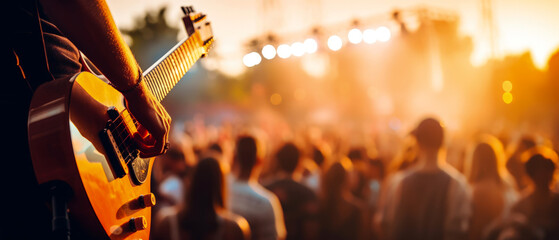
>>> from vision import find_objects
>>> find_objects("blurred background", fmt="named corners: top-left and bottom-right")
top-left (102, 2), bottom-right (559, 239)
top-left (105, 0), bottom-right (559, 158)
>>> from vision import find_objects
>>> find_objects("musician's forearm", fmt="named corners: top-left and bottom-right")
top-left (40, 0), bottom-right (140, 90)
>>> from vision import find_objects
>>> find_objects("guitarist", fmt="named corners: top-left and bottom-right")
top-left (2, 0), bottom-right (171, 239)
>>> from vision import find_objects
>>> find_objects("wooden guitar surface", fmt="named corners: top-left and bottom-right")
top-left (29, 72), bottom-right (153, 239)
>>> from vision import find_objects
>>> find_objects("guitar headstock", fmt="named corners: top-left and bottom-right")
top-left (182, 6), bottom-right (214, 57)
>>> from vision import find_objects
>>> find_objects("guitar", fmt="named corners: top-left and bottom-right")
top-left (27, 6), bottom-right (212, 240)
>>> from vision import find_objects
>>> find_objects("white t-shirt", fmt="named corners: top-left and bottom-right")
top-left (229, 178), bottom-right (286, 240)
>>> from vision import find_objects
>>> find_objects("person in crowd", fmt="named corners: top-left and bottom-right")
top-left (318, 158), bottom-right (367, 240)
top-left (387, 135), bottom-right (419, 175)
top-left (151, 145), bottom-right (193, 234)
top-left (510, 149), bottom-right (559, 240)
top-left (368, 158), bottom-right (385, 210)
top-left (506, 135), bottom-right (537, 191)
top-left (229, 136), bottom-right (287, 240)
top-left (153, 147), bottom-right (191, 207)
top-left (466, 135), bottom-right (518, 240)
top-left (301, 144), bottom-right (328, 193)
top-left (347, 147), bottom-right (371, 204)
top-left (377, 117), bottom-right (471, 240)
top-left (265, 143), bottom-right (319, 240)
top-left (152, 156), bottom-right (250, 240)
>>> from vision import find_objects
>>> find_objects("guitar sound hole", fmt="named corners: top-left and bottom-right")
top-left (130, 158), bottom-right (150, 185)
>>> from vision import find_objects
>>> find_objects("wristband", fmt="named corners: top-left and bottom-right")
top-left (118, 67), bottom-right (143, 94)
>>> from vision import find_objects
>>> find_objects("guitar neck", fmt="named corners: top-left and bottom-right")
top-left (142, 31), bottom-right (206, 102)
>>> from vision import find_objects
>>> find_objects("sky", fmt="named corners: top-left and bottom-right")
top-left (106, 0), bottom-right (559, 76)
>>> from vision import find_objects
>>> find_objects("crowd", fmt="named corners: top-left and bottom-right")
top-left (149, 116), bottom-right (559, 240)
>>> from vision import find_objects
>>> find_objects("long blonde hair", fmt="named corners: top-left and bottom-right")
top-left (466, 134), bottom-right (509, 185)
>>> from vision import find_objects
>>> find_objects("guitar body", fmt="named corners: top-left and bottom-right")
top-left (28, 71), bottom-right (153, 240)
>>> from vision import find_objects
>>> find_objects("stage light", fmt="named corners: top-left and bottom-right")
top-left (328, 35), bottom-right (343, 51)
top-left (277, 44), bottom-right (292, 59)
top-left (502, 80), bottom-right (513, 92)
top-left (348, 28), bottom-right (362, 44)
top-left (503, 92), bottom-right (513, 104)
top-left (363, 29), bottom-right (376, 44)
top-left (377, 26), bottom-right (391, 42)
top-left (304, 38), bottom-right (318, 54)
top-left (262, 44), bottom-right (276, 60)
top-left (242, 52), bottom-right (262, 67)
top-left (291, 42), bottom-right (305, 57)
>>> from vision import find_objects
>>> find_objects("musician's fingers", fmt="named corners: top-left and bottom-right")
top-left (135, 125), bottom-right (150, 138)
top-left (134, 133), bottom-right (166, 158)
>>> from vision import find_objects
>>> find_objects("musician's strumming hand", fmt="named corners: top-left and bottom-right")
top-left (122, 79), bottom-right (171, 158)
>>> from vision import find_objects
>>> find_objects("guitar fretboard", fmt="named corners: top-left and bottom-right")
top-left (142, 31), bottom-right (206, 102)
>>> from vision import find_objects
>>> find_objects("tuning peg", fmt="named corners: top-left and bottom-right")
top-left (181, 6), bottom-right (195, 15)
top-left (182, 6), bottom-right (194, 14)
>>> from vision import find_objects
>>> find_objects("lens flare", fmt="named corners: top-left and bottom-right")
top-left (377, 26), bottom-right (391, 42)
top-left (262, 44), bottom-right (276, 60)
top-left (243, 52), bottom-right (262, 67)
top-left (277, 44), bottom-right (292, 59)
top-left (291, 42), bottom-right (306, 57)
top-left (328, 35), bottom-right (343, 51)
top-left (502, 80), bottom-right (513, 92)
top-left (503, 92), bottom-right (513, 104)
top-left (348, 28), bottom-right (363, 44)
top-left (304, 38), bottom-right (318, 54)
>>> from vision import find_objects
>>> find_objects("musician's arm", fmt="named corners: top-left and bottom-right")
top-left (39, 0), bottom-right (171, 157)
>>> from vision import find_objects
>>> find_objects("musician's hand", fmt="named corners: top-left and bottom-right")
top-left (122, 81), bottom-right (171, 158)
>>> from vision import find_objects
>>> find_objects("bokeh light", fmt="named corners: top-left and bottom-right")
top-left (277, 44), bottom-right (292, 59)
top-left (242, 52), bottom-right (262, 67)
top-left (502, 80), bottom-right (513, 92)
top-left (291, 42), bottom-right (306, 57)
top-left (262, 44), bottom-right (276, 60)
top-left (503, 92), bottom-right (513, 104)
top-left (270, 93), bottom-right (282, 105)
top-left (376, 26), bottom-right (391, 42)
top-left (304, 38), bottom-right (318, 54)
top-left (328, 35), bottom-right (343, 51)
top-left (363, 29), bottom-right (376, 44)
top-left (348, 28), bottom-right (363, 44)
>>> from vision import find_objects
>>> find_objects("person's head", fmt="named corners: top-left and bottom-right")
top-left (369, 158), bottom-right (385, 181)
top-left (186, 155), bottom-right (225, 213)
top-left (312, 145), bottom-right (325, 167)
top-left (524, 151), bottom-right (557, 190)
top-left (162, 147), bottom-right (189, 176)
top-left (322, 158), bottom-right (353, 201)
top-left (516, 135), bottom-right (537, 154)
top-left (412, 117), bottom-right (444, 152)
top-left (468, 135), bottom-right (506, 185)
top-left (348, 147), bottom-right (366, 162)
top-left (181, 155), bottom-right (225, 236)
top-left (208, 142), bottom-right (223, 155)
top-left (276, 142), bottom-right (300, 175)
top-left (234, 135), bottom-right (259, 179)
